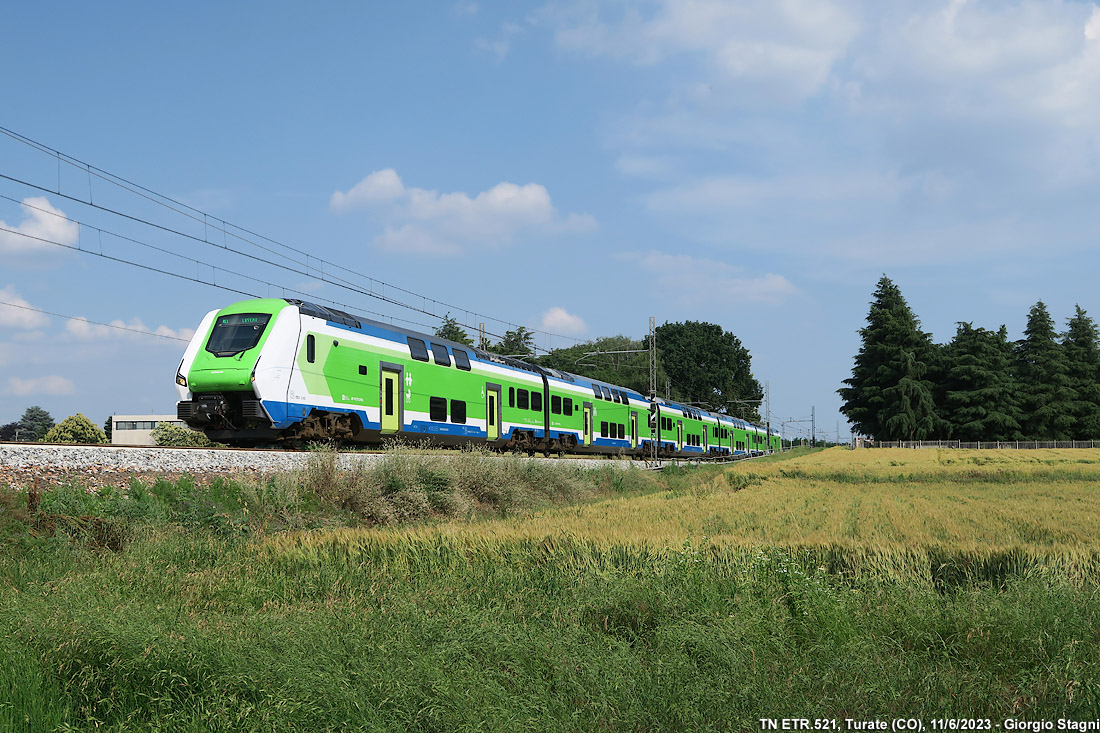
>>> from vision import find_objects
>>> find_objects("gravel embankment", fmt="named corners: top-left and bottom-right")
top-left (0, 443), bottom-right (644, 490)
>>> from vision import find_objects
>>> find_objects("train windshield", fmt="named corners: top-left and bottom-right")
top-left (205, 313), bottom-right (271, 356)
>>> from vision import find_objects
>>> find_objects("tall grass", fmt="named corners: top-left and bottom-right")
top-left (5, 446), bottom-right (1100, 728)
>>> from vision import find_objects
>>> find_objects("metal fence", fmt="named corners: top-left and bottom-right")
top-left (869, 440), bottom-right (1100, 450)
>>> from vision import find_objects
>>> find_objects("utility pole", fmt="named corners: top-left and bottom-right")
top-left (478, 322), bottom-right (486, 350)
top-left (648, 316), bottom-right (656, 401)
top-left (811, 405), bottom-right (816, 448)
top-left (765, 380), bottom-right (771, 452)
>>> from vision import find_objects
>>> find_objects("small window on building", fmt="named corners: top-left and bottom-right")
top-left (518, 389), bottom-right (529, 410)
top-left (453, 349), bottom-right (471, 371)
top-left (408, 337), bottom-right (429, 362)
top-left (592, 384), bottom-right (602, 399)
top-left (509, 387), bottom-right (515, 408)
top-left (359, 365), bottom-right (367, 376)
top-left (601, 421), bottom-right (608, 436)
top-left (430, 396), bottom-right (447, 422)
top-left (531, 391), bottom-right (542, 412)
top-left (451, 400), bottom-right (466, 424)
top-left (564, 398), bottom-right (573, 416)
top-left (306, 334), bottom-right (315, 363)
top-left (430, 343), bottom-right (451, 367)
top-left (551, 395), bottom-right (562, 415)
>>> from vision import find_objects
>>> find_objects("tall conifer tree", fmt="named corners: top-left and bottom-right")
top-left (1062, 305), bottom-right (1100, 439)
top-left (839, 276), bottom-right (938, 440)
top-left (939, 323), bottom-right (1022, 441)
top-left (1016, 301), bottom-right (1076, 440)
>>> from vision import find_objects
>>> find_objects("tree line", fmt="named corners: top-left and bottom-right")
top-left (840, 276), bottom-right (1100, 442)
top-left (1, 406), bottom-right (110, 444)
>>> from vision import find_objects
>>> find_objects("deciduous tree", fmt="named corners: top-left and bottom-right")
top-left (654, 320), bottom-right (762, 419)
top-left (434, 313), bottom-right (473, 346)
top-left (43, 413), bottom-right (108, 444)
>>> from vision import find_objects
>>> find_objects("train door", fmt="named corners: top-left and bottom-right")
top-left (703, 426), bottom-right (708, 452)
top-left (676, 420), bottom-right (683, 452)
top-left (630, 412), bottom-right (638, 450)
top-left (380, 365), bottom-right (402, 434)
top-left (583, 402), bottom-right (593, 446)
top-left (486, 384), bottom-right (501, 441)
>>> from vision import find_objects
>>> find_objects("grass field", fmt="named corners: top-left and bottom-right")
top-left (4, 446), bottom-right (1100, 729)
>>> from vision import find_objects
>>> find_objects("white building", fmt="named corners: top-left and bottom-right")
top-left (110, 414), bottom-right (187, 445)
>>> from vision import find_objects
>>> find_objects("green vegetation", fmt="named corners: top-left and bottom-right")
top-left (4, 447), bottom-right (1100, 728)
top-left (42, 413), bottom-right (108, 444)
top-left (841, 275), bottom-right (1100, 441)
top-left (839, 275), bottom-right (938, 441)
top-left (536, 320), bottom-right (763, 418)
top-left (150, 422), bottom-right (221, 448)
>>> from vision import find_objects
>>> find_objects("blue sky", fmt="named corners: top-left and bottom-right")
top-left (3, 0), bottom-right (1100, 441)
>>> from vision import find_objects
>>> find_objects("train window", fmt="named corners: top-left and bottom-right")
top-left (518, 389), bottom-right (529, 410)
top-left (206, 313), bottom-right (271, 356)
top-left (453, 349), bottom-right (471, 371)
top-left (592, 384), bottom-right (602, 399)
top-left (509, 387), bottom-right (515, 408)
top-left (531, 391), bottom-right (542, 412)
top-left (407, 337), bottom-right (429, 362)
top-left (600, 421), bottom-right (608, 436)
top-left (601, 386), bottom-right (612, 401)
top-left (451, 400), bottom-right (466, 424)
top-left (430, 343), bottom-right (451, 367)
top-left (551, 395), bottom-right (562, 415)
top-left (306, 334), bottom-right (315, 363)
top-left (429, 396), bottom-right (447, 422)
top-left (618, 423), bottom-right (625, 440)
top-left (358, 365), bottom-right (367, 376)
top-left (563, 398), bottom-right (573, 416)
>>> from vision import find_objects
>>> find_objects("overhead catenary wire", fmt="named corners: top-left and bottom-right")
top-left (0, 124), bottom-right (586, 347)
top-left (0, 223), bottom-right (550, 355)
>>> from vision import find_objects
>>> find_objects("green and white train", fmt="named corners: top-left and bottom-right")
top-left (175, 299), bottom-right (780, 457)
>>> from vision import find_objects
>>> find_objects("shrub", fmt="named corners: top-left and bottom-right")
top-left (42, 414), bottom-right (108, 444)
top-left (151, 423), bottom-right (219, 447)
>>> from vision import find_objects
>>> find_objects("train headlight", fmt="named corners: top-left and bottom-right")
top-left (176, 372), bottom-right (187, 387)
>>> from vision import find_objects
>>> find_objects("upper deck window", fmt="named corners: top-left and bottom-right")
top-left (453, 349), bottom-right (471, 371)
top-left (206, 313), bottom-right (271, 356)
top-left (408, 337), bottom-right (430, 362)
top-left (430, 343), bottom-right (451, 367)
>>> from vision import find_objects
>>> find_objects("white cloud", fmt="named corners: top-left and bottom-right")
top-left (331, 169), bottom-right (596, 254)
top-left (0, 286), bottom-right (49, 329)
top-left (645, 170), bottom-right (903, 212)
top-left (549, 0), bottom-right (860, 102)
top-left (540, 306), bottom-right (588, 335)
top-left (0, 197), bottom-right (79, 256)
top-left (635, 251), bottom-right (798, 305)
top-left (65, 317), bottom-right (195, 342)
top-left (475, 21), bottom-right (525, 61)
top-left (6, 375), bottom-right (75, 397)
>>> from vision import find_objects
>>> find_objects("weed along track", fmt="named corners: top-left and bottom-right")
top-left (4, 446), bottom-right (1100, 728)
